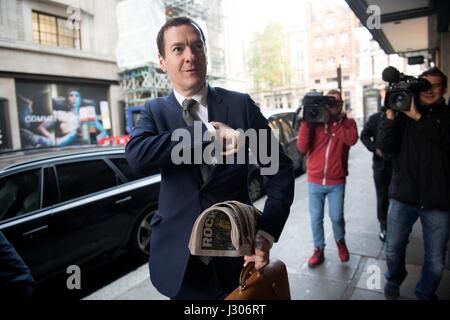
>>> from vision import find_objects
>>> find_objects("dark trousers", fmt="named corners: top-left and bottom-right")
top-left (385, 199), bottom-right (449, 299)
top-left (172, 256), bottom-right (242, 300)
top-left (373, 166), bottom-right (392, 229)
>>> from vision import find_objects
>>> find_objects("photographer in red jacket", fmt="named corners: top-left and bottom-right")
top-left (297, 89), bottom-right (358, 267)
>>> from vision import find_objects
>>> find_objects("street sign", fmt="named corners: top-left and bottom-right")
top-left (408, 55), bottom-right (424, 65)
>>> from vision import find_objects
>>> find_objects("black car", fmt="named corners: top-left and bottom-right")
top-left (247, 111), bottom-right (306, 201)
top-left (0, 146), bottom-right (160, 284)
top-left (267, 111), bottom-right (306, 173)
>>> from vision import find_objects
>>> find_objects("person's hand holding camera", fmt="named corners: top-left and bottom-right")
top-left (402, 98), bottom-right (422, 121)
top-left (386, 99), bottom-right (421, 122)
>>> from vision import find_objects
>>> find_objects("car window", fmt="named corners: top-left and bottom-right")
top-left (42, 167), bottom-right (59, 208)
top-left (268, 120), bottom-right (282, 143)
top-left (110, 157), bottom-right (155, 182)
top-left (0, 169), bottom-right (41, 221)
top-left (278, 119), bottom-right (295, 142)
top-left (56, 160), bottom-right (117, 202)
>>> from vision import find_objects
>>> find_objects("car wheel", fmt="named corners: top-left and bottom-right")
top-left (248, 173), bottom-right (264, 201)
top-left (130, 210), bottom-right (154, 259)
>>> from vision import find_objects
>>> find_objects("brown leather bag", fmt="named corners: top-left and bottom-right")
top-left (225, 259), bottom-right (291, 300)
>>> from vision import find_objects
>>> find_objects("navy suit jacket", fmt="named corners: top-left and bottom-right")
top-left (125, 86), bottom-right (295, 297)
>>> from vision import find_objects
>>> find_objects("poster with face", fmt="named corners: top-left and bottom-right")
top-left (16, 81), bottom-right (111, 148)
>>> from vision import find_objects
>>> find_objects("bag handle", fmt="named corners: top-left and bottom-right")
top-left (240, 261), bottom-right (271, 291)
top-left (239, 262), bottom-right (255, 291)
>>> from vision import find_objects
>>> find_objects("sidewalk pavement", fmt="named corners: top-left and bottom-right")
top-left (85, 141), bottom-right (450, 300)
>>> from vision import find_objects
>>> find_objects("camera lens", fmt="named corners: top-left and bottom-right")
top-left (309, 108), bottom-right (319, 118)
top-left (389, 92), bottom-right (409, 111)
top-left (393, 94), bottom-right (405, 108)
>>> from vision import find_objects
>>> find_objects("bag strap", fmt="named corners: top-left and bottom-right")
top-left (239, 262), bottom-right (255, 290)
top-left (239, 261), bottom-right (270, 291)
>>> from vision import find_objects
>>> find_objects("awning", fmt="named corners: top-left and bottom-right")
top-left (345, 0), bottom-right (449, 60)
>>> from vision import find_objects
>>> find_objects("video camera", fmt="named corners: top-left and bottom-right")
top-left (382, 66), bottom-right (431, 111)
top-left (302, 92), bottom-right (337, 123)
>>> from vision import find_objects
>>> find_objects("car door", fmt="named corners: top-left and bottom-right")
top-left (0, 167), bottom-right (57, 282)
top-left (51, 158), bottom-right (134, 272)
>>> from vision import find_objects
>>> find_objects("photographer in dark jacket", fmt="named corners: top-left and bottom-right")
top-left (377, 67), bottom-right (450, 300)
top-left (360, 110), bottom-right (392, 242)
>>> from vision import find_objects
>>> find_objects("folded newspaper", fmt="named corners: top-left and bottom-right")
top-left (188, 201), bottom-right (262, 257)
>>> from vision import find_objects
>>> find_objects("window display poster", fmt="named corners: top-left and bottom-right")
top-left (16, 81), bottom-right (111, 148)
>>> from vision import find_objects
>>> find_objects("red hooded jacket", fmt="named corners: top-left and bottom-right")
top-left (297, 115), bottom-right (358, 185)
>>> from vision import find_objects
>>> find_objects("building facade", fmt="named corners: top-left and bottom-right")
top-left (0, 0), bottom-right (122, 150)
top-left (306, 1), bottom-right (360, 117)
top-left (250, 25), bottom-right (310, 110)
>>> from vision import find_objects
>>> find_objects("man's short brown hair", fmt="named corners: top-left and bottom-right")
top-left (420, 67), bottom-right (448, 89)
top-left (156, 16), bottom-right (206, 58)
top-left (326, 89), bottom-right (343, 101)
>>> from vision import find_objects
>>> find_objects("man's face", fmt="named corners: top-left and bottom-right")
top-left (326, 93), bottom-right (343, 117)
top-left (419, 75), bottom-right (447, 106)
top-left (158, 24), bottom-right (207, 97)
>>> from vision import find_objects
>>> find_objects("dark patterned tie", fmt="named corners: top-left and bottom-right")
top-left (181, 98), bottom-right (210, 183)
top-left (182, 99), bottom-right (198, 126)
top-left (182, 98), bottom-right (213, 265)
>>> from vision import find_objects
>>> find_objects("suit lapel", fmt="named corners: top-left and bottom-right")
top-left (207, 86), bottom-right (227, 123)
top-left (167, 92), bottom-right (187, 129)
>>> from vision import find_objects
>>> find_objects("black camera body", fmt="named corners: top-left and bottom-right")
top-left (302, 93), bottom-right (337, 123)
top-left (383, 66), bottom-right (431, 112)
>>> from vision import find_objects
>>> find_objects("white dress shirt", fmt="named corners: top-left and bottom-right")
top-left (173, 85), bottom-right (216, 134)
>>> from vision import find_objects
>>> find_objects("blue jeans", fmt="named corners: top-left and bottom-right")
top-left (384, 199), bottom-right (450, 300)
top-left (308, 182), bottom-right (346, 249)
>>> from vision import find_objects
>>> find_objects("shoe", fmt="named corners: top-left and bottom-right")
top-left (336, 239), bottom-right (349, 262)
top-left (308, 248), bottom-right (325, 267)
top-left (384, 282), bottom-right (400, 300)
top-left (379, 229), bottom-right (386, 242)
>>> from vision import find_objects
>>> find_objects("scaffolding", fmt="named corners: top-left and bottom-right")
top-left (119, 0), bottom-right (225, 109)
top-left (119, 65), bottom-right (171, 107)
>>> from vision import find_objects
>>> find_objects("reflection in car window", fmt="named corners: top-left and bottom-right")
top-left (0, 169), bottom-right (41, 221)
top-left (278, 119), bottom-right (294, 142)
top-left (56, 160), bottom-right (117, 202)
top-left (268, 121), bottom-right (281, 143)
top-left (110, 157), bottom-right (152, 182)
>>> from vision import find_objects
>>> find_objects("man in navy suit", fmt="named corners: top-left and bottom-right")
top-left (125, 17), bottom-right (295, 300)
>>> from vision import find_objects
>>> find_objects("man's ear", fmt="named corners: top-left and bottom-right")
top-left (158, 53), bottom-right (166, 72)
